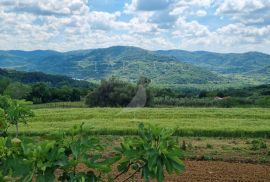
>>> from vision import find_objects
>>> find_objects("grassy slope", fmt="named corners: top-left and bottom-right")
top-left (10, 108), bottom-right (270, 138)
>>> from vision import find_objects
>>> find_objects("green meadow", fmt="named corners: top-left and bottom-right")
top-left (10, 107), bottom-right (270, 138)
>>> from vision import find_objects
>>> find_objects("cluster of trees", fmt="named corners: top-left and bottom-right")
top-left (0, 77), bottom-right (94, 104)
top-left (0, 81), bottom-right (84, 104)
top-left (85, 77), bottom-right (153, 107)
top-left (0, 68), bottom-right (96, 103)
top-left (152, 85), bottom-right (270, 107)
top-left (27, 83), bottom-right (82, 103)
top-left (2, 66), bottom-right (270, 108)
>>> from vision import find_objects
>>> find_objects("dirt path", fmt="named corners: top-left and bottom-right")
top-left (116, 161), bottom-right (270, 182)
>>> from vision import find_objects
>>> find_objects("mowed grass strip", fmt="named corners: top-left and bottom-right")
top-left (9, 108), bottom-right (270, 138)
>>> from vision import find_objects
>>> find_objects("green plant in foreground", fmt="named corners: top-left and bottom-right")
top-left (58, 123), bottom-right (121, 182)
top-left (0, 123), bottom-right (185, 182)
top-left (115, 123), bottom-right (185, 182)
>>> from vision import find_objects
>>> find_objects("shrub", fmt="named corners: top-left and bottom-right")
top-left (250, 139), bottom-right (267, 150)
top-left (115, 123), bottom-right (185, 182)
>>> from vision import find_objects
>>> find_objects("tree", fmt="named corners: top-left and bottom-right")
top-left (0, 96), bottom-right (33, 137)
top-left (85, 78), bottom-right (136, 107)
top-left (27, 83), bottom-right (51, 103)
top-left (3, 82), bottom-right (31, 100)
top-left (85, 77), bottom-right (153, 107)
top-left (0, 78), bottom-right (10, 94)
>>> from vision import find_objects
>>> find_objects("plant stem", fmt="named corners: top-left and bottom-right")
top-left (113, 163), bottom-right (131, 180)
top-left (16, 122), bottom-right (18, 137)
top-left (121, 164), bottom-right (145, 182)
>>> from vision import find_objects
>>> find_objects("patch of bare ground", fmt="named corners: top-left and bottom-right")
top-left (113, 160), bottom-right (270, 182)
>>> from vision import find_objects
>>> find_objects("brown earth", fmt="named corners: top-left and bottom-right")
top-left (113, 160), bottom-right (270, 182)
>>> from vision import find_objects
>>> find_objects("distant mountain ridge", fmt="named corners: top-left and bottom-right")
top-left (157, 50), bottom-right (270, 83)
top-left (0, 46), bottom-right (269, 84)
top-left (0, 46), bottom-right (222, 84)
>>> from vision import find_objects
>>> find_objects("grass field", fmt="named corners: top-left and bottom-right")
top-left (9, 107), bottom-right (270, 138)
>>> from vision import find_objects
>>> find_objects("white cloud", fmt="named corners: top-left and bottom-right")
top-left (125, 0), bottom-right (174, 12)
top-left (196, 10), bottom-right (207, 16)
top-left (216, 0), bottom-right (270, 26)
top-left (0, 0), bottom-right (269, 53)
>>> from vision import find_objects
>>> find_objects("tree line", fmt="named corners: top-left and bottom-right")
top-left (1, 72), bottom-right (270, 107)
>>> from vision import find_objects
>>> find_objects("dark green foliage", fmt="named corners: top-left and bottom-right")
top-left (85, 77), bottom-right (153, 107)
top-left (0, 77), bottom-right (10, 94)
top-left (153, 84), bottom-right (270, 108)
top-left (115, 123), bottom-right (185, 182)
top-left (216, 92), bottom-right (225, 98)
top-left (199, 91), bottom-right (208, 98)
top-left (0, 68), bottom-right (95, 102)
top-left (27, 83), bottom-right (82, 104)
top-left (3, 82), bottom-right (31, 100)
top-left (0, 68), bottom-right (94, 89)
top-left (250, 139), bottom-right (267, 150)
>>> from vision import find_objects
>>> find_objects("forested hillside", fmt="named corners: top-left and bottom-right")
top-left (157, 50), bottom-right (270, 83)
top-left (0, 68), bottom-right (95, 103)
top-left (0, 46), bottom-right (223, 84)
top-left (1, 46), bottom-right (270, 85)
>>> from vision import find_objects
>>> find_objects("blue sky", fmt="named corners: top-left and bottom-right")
top-left (0, 0), bottom-right (270, 53)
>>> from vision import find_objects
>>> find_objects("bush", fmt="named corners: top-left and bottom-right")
top-left (115, 123), bottom-right (185, 181)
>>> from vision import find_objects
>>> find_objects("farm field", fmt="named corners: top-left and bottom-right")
top-left (6, 106), bottom-right (270, 181)
top-left (10, 107), bottom-right (270, 138)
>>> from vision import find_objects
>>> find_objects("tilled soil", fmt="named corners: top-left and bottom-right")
top-left (175, 161), bottom-right (270, 182)
top-left (114, 160), bottom-right (270, 182)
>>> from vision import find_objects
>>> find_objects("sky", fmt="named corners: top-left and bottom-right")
top-left (0, 0), bottom-right (270, 53)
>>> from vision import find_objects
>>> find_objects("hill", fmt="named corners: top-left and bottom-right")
top-left (0, 68), bottom-right (94, 89)
top-left (156, 50), bottom-right (270, 83)
top-left (1, 46), bottom-right (270, 85)
top-left (0, 46), bottom-right (223, 84)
